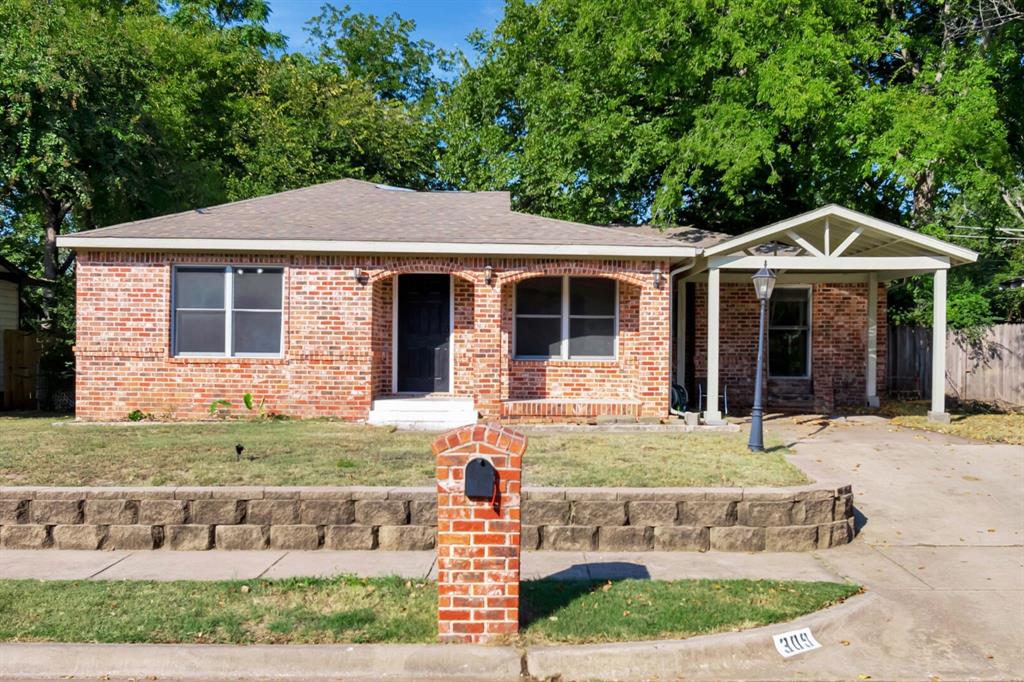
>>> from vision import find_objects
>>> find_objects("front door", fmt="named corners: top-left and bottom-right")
top-left (397, 274), bottom-right (451, 393)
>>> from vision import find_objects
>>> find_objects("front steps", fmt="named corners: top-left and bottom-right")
top-left (367, 396), bottom-right (478, 430)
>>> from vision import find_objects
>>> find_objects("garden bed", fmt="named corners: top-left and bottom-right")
top-left (0, 576), bottom-right (861, 645)
top-left (883, 400), bottom-right (1023, 444)
top-left (0, 416), bottom-right (806, 488)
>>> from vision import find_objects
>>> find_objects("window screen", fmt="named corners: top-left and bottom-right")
top-left (173, 266), bottom-right (283, 356)
top-left (514, 276), bottom-right (617, 359)
top-left (768, 288), bottom-right (810, 377)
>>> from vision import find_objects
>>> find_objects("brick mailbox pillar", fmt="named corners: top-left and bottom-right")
top-left (433, 423), bottom-right (525, 643)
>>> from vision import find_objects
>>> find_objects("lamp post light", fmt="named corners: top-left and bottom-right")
top-left (748, 262), bottom-right (777, 452)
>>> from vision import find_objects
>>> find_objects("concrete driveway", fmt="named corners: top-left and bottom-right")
top-left (779, 416), bottom-right (1024, 681)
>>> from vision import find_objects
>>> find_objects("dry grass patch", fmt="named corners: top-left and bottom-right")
top-left (884, 401), bottom-right (1024, 445)
top-left (0, 416), bottom-right (806, 487)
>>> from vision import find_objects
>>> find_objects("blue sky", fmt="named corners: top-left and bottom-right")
top-left (266, 0), bottom-right (504, 55)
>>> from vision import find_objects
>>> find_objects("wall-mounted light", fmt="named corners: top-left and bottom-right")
top-left (352, 266), bottom-right (364, 283)
top-left (652, 268), bottom-right (664, 289)
top-left (484, 265), bottom-right (494, 285)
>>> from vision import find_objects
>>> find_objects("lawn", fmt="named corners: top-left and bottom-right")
top-left (883, 401), bottom-right (1024, 445)
top-left (0, 416), bottom-right (807, 488)
top-left (0, 576), bottom-right (860, 645)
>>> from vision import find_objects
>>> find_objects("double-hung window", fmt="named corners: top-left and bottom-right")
top-left (172, 266), bottom-right (283, 357)
top-left (514, 276), bottom-right (617, 359)
top-left (768, 287), bottom-right (810, 377)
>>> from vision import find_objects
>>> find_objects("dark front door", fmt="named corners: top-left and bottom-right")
top-left (397, 274), bottom-right (450, 393)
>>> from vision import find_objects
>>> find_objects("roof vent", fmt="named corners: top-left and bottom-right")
top-left (374, 184), bottom-right (414, 192)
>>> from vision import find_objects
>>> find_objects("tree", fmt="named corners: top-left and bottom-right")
top-left (439, 0), bottom-right (1023, 327)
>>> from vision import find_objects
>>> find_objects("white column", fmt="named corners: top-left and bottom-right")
top-left (704, 267), bottom-right (723, 423)
top-left (928, 268), bottom-right (949, 422)
top-left (866, 272), bottom-right (879, 407)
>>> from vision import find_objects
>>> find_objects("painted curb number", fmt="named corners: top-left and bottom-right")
top-left (773, 627), bottom-right (822, 658)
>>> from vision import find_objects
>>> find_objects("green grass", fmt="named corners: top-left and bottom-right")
top-left (0, 577), bottom-right (860, 645)
top-left (0, 416), bottom-right (806, 488)
top-left (882, 400), bottom-right (1024, 445)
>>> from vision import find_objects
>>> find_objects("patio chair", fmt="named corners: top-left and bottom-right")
top-left (696, 377), bottom-right (729, 415)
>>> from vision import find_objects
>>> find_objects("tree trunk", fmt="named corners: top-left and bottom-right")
top-left (912, 167), bottom-right (936, 221)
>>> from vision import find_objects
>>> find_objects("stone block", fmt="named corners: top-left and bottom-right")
top-left (0, 487), bottom-right (38, 499)
top-left (522, 488), bottom-right (565, 500)
top-left (105, 525), bottom-right (155, 550)
top-left (835, 493), bottom-right (854, 520)
top-left (627, 501), bottom-right (678, 526)
top-left (325, 525), bottom-right (376, 550)
top-left (572, 501), bottom-right (626, 526)
top-left (53, 524), bottom-right (105, 550)
top-left (84, 499), bottom-right (137, 525)
top-left (792, 498), bottom-right (834, 525)
top-left (354, 500), bottom-right (407, 526)
top-left (541, 525), bottom-right (596, 551)
top-left (270, 525), bottom-right (320, 550)
top-left (680, 501), bottom-right (737, 527)
top-left (378, 525), bottom-right (435, 551)
top-left (138, 500), bottom-right (188, 525)
top-left (737, 501), bottom-right (794, 527)
top-left (653, 526), bottom-right (710, 552)
top-left (521, 525), bottom-right (540, 550)
top-left (710, 526), bottom-right (765, 552)
top-left (216, 525), bottom-right (268, 550)
top-left (598, 526), bottom-right (651, 551)
top-left (0, 499), bottom-right (29, 524)
top-left (819, 518), bottom-right (854, 548)
top-left (31, 499), bottom-right (82, 525)
top-left (192, 500), bottom-right (245, 525)
top-left (165, 524), bottom-right (213, 550)
top-left (766, 525), bottom-right (818, 552)
top-left (247, 499), bottom-right (300, 525)
top-left (523, 499), bottom-right (570, 526)
top-left (301, 500), bottom-right (355, 526)
top-left (409, 499), bottom-right (437, 525)
top-left (1, 524), bottom-right (49, 549)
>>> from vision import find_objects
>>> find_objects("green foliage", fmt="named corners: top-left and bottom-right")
top-left (208, 399), bottom-right (233, 417)
top-left (127, 409), bottom-right (154, 422)
top-left (439, 0), bottom-right (1024, 325)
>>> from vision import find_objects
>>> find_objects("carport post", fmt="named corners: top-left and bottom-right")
top-left (704, 266), bottom-right (723, 424)
top-left (866, 272), bottom-right (879, 408)
top-left (928, 268), bottom-right (949, 423)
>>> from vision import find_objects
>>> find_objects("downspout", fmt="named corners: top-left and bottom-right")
top-left (668, 258), bottom-right (697, 417)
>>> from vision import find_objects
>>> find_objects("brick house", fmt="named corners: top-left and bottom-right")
top-left (58, 179), bottom-right (976, 426)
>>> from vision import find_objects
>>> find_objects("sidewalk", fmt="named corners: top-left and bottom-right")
top-left (0, 548), bottom-right (843, 582)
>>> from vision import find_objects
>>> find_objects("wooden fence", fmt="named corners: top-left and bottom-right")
top-left (887, 324), bottom-right (1024, 408)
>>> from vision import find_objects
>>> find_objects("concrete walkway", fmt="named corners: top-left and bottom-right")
top-left (0, 548), bottom-right (842, 582)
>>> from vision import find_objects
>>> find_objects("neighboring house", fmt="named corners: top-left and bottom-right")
top-left (58, 179), bottom-right (977, 426)
top-left (0, 255), bottom-right (38, 409)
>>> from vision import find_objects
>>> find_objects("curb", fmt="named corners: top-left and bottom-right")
top-left (0, 642), bottom-right (523, 681)
top-left (526, 591), bottom-right (876, 681)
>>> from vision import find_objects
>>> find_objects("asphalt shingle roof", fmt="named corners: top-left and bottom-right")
top-left (76, 179), bottom-right (695, 250)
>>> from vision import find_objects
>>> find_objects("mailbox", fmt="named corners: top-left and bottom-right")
top-left (465, 457), bottom-right (498, 500)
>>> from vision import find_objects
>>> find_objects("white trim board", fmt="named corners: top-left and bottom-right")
top-left (56, 236), bottom-right (697, 260)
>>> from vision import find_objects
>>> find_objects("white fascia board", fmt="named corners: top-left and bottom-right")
top-left (708, 255), bottom-right (951, 271)
top-left (704, 205), bottom-right (978, 264)
top-left (54, 236), bottom-right (698, 259)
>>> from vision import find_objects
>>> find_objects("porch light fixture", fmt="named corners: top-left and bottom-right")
top-left (652, 268), bottom-right (664, 289)
top-left (748, 261), bottom-right (776, 452)
top-left (352, 266), bottom-right (364, 282)
top-left (484, 265), bottom-right (494, 285)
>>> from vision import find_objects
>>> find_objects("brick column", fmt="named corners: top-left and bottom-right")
top-left (473, 281), bottom-right (503, 417)
top-left (433, 423), bottom-right (525, 643)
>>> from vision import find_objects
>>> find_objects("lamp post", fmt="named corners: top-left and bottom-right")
top-left (748, 262), bottom-right (777, 452)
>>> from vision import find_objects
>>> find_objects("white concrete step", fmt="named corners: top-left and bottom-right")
top-left (367, 397), bottom-right (477, 431)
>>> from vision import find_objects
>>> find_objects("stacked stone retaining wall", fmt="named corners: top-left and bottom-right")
top-left (0, 485), bottom-right (854, 553)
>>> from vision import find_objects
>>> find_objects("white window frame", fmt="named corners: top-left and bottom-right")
top-left (767, 284), bottom-right (812, 379)
top-left (513, 275), bottom-right (618, 361)
top-left (171, 265), bottom-right (285, 358)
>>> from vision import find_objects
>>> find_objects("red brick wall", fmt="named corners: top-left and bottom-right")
top-left (692, 281), bottom-right (887, 412)
top-left (74, 252), bottom-right (671, 420)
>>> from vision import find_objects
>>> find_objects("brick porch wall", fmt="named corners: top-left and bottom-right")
top-left (74, 252), bottom-right (670, 421)
top-left (692, 281), bottom-right (887, 412)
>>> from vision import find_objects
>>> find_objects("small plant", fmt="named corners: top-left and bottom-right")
top-left (209, 399), bottom-right (232, 418)
top-left (126, 409), bottom-right (153, 422)
top-left (242, 392), bottom-right (271, 419)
